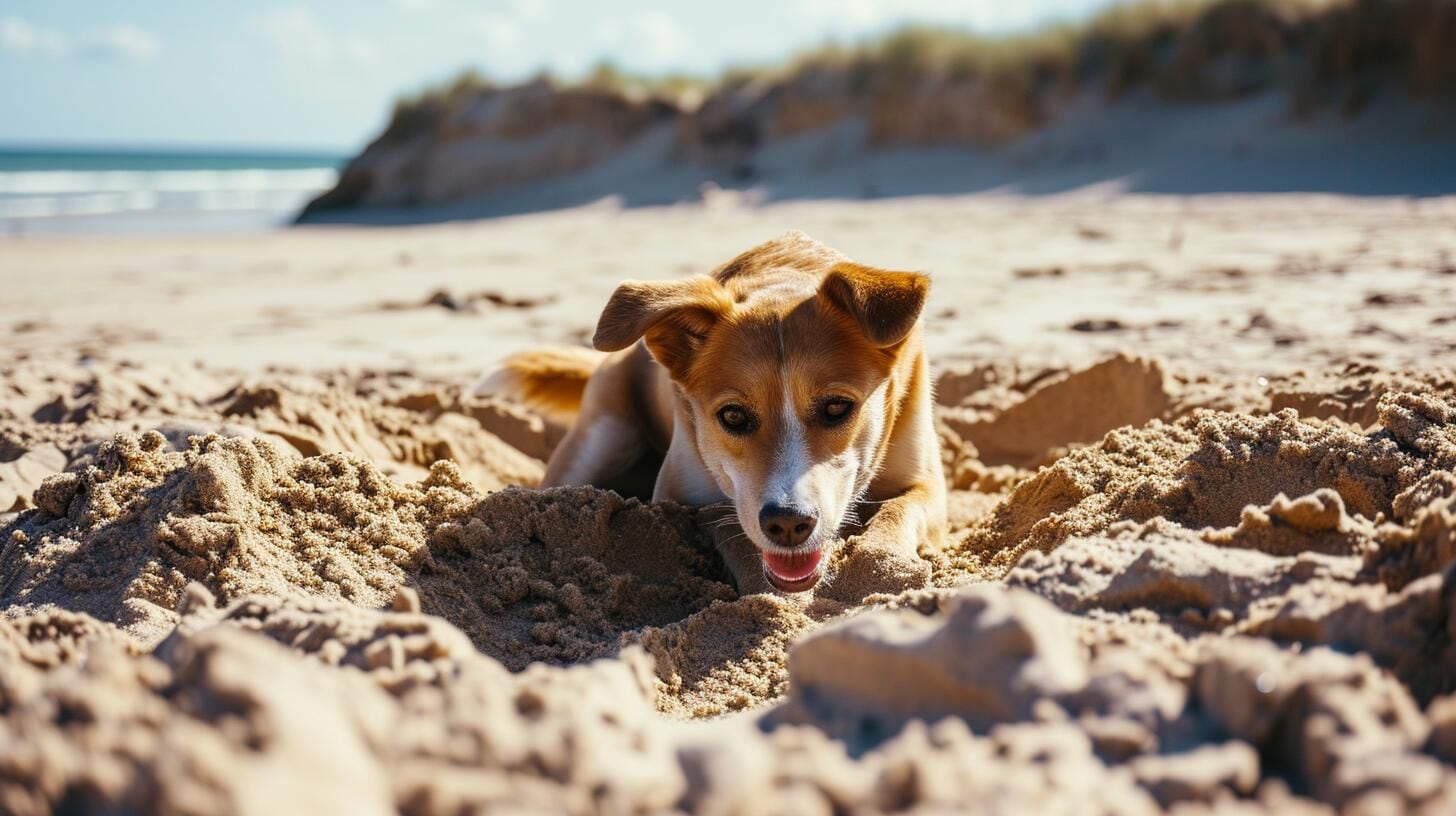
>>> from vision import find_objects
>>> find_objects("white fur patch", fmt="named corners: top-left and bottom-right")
top-left (769, 358), bottom-right (811, 508)
top-left (660, 407), bottom-right (728, 505)
top-left (871, 377), bottom-right (930, 492)
top-left (470, 366), bottom-right (519, 399)
top-left (853, 382), bottom-right (889, 495)
top-left (555, 415), bottom-right (638, 486)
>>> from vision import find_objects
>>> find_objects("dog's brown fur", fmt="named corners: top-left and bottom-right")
top-left (485, 232), bottom-right (945, 596)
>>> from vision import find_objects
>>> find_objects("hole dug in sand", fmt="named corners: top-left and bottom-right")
top-left (3, 358), bottom-right (1456, 812)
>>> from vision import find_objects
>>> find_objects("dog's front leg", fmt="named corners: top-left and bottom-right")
top-left (697, 505), bottom-right (773, 596)
top-left (823, 482), bottom-right (941, 601)
top-left (859, 480), bottom-right (947, 555)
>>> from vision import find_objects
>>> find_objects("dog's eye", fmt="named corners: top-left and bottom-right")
top-left (819, 398), bottom-right (855, 426)
top-left (717, 404), bottom-right (756, 435)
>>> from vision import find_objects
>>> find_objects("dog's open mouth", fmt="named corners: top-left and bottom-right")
top-left (761, 548), bottom-right (823, 593)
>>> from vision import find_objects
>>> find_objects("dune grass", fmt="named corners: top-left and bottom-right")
top-left (380, 0), bottom-right (1456, 146)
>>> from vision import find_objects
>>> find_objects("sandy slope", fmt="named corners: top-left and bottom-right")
top-left (3, 193), bottom-right (1456, 814)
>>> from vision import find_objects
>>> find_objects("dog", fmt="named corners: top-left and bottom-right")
top-left (482, 232), bottom-right (944, 595)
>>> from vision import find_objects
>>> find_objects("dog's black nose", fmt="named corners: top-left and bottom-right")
top-left (759, 503), bottom-right (818, 547)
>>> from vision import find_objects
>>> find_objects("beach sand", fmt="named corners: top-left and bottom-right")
top-left (3, 192), bottom-right (1456, 813)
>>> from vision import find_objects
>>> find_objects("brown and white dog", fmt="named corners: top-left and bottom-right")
top-left (483, 232), bottom-right (944, 595)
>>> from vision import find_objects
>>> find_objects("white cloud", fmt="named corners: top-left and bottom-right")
top-left (633, 11), bottom-right (689, 64)
top-left (794, 0), bottom-right (1086, 35)
top-left (394, 0), bottom-right (548, 17)
top-left (471, 13), bottom-right (523, 50)
top-left (258, 7), bottom-right (334, 63)
top-left (0, 17), bottom-right (159, 61)
top-left (596, 19), bottom-right (623, 47)
top-left (83, 24), bottom-right (160, 61)
top-left (257, 6), bottom-right (380, 66)
top-left (341, 34), bottom-right (382, 66)
top-left (511, 0), bottom-right (550, 20)
top-left (589, 12), bottom-right (689, 69)
top-left (0, 17), bottom-right (68, 55)
top-left (396, 0), bottom-right (547, 51)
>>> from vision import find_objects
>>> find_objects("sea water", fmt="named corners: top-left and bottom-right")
top-left (0, 146), bottom-right (344, 234)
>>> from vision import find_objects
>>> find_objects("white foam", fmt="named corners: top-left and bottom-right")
top-left (0, 197), bottom-right (62, 219)
top-left (0, 168), bottom-right (337, 195)
top-left (0, 167), bottom-right (337, 226)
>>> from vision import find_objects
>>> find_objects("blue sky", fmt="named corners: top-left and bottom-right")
top-left (0, 1), bottom-right (1118, 152)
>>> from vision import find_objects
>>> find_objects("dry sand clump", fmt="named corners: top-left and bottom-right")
top-left (1, 430), bottom-right (738, 679)
top-left (4, 353), bottom-right (1456, 813)
top-left (0, 359), bottom-right (549, 517)
top-left (943, 384), bottom-right (1456, 580)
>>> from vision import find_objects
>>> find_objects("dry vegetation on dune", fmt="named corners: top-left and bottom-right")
top-left (303, 0), bottom-right (1456, 216)
top-left (383, 0), bottom-right (1456, 147)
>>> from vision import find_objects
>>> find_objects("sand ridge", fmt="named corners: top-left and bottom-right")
top-left (3, 348), bottom-right (1456, 812)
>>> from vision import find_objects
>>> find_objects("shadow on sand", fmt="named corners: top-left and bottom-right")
top-left (296, 93), bottom-right (1456, 228)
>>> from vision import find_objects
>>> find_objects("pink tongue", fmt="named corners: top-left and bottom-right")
top-left (763, 549), bottom-right (822, 581)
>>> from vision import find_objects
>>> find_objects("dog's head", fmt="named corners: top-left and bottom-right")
top-left (593, 235), bottom-right (928, 592)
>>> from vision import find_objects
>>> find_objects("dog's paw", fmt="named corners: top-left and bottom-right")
top-left (820, 537), bottom-right (930, 602)
top-left (724, 560), bottom-right (775, 596)
top-left (705, 521), bottom-right (776, 596)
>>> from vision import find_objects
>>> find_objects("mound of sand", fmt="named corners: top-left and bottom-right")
top-left (4, 354), bottom-right (1456, 812)
top-left (0, 360), bottom-right (548, 516)
top-left (1, 431), bottom-right (738, 677)
top-left (939, 354), bottom-right (1177, 469)
top-left (944, 389), bottom-right (1456, 581)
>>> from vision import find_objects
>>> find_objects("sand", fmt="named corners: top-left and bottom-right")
top-left (4, 193), bottom-right (1456, 813)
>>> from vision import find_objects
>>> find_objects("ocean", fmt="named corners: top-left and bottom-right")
top-left (0, 147), bottom-right (345, 235)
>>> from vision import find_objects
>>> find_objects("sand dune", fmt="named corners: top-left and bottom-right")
top-left (3, 194), bottom-right (1456, 813)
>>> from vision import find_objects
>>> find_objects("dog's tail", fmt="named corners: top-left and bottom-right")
top-left (473, 346), bottom-right (605, 425)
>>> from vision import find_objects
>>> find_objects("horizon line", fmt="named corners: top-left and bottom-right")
top-left (0, 139), bottom-right (355, 158)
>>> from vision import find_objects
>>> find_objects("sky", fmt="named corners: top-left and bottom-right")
top-left (0, 0), bottom-right (1118, 153)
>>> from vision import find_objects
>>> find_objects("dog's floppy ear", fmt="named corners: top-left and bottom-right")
top-left (593, 276), bottom-right (733, 374)
top-left (818, 262), bottom-right (930, 347)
